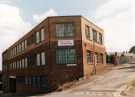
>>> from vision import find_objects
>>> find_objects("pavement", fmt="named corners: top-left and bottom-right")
top-left (33, 64), bottom-right (135, 97)
top-left (123, 87), bottom-right (135, 97)
top-left (1, 64), bottom-right (135, 97)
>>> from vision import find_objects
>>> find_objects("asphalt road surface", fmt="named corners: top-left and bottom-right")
top-left (35, 64), bottom-right (135, 97)
top-left (1, 64), bottom-right (135, 97)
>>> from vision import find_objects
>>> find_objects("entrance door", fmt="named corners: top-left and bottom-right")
top-left (9, 78), bottom-right (16, 93)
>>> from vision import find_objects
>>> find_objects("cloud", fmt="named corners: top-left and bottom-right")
top-left (0, 4), bottom-right (32, 70)
top-left (33, 8), bottom-right (57, 23)
top-left (0, 0), bottom-right (21, 4)
top-left (95, 0), bottom-right (135, 52)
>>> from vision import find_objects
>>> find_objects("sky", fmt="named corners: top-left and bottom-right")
top-left (0, 0), bottom-right (134, 70)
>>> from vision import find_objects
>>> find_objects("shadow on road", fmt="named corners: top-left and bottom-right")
top-left (118, 66), bottom-right (135, 70)
top-left (0, 92), bottom-right (51, 97)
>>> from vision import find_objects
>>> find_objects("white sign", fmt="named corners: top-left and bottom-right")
top-left (58, 40), bottom-right (74, 46)
top-left (67, 64), bottom-right (77, 66)
top-left (9, 76), bottom-right (16, 78)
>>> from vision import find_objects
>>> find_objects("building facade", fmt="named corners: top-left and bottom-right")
top-left (0, 71), bottom-right (2, 90)
top-left (2, 16), bottom-right (106, 93)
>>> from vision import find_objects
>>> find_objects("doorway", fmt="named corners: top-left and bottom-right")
top-left (9, 77), bottom-right (16, 93)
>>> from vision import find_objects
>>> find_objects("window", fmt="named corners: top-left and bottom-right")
top-left (25, 57), bottom-right (28, 68)
top-left (56, 48), bottom-right (76, 64)
top-left (19, 44), bottom-right (22, 52)
top-left (40, 76), bottom-right (48, 88)
top-left (14, 47), bottom-right (17, 56)
top-left (36, 77), bottom-right (41, 87)
top-left (19, 60), bottom-right (22, 69)
top-left (25, 77), bottom-right (29, 85)
top-left (16, 45), bottom-right (19, 53)
top-left (36, 52), bottom-right (46, 66)
top-left (92, 29), bottom-right (97, 42)
top-left (56, 24), bottom-right (64, 37)
top-left (12, 49), bottom-right (14, 57)
top-left (41, 52), bottom-right (45, 65)
top-left (85, 25), bottom-right (90, 40)
top-left (41, 29), bottom-right (45, 41)
top-left (25, 76), bottom-right (48, 88)
top-left (24, 40), bottom-right (27, 49)
top-left (12, 48), bottom-right (14, 57)
top-left (25, 77), bottom-right (31, 86)
top-left (22, 59), bottom-right (25, 68)
top-left (99, 33), bottom-right (103, 44)
top-left (36, 28), bottom-right (45, 43)
top-left (36, 53), bottom-right (40, 66)
top-left (9, 63), bottom-right (12, 69)
top-left (36, 32), bottom-right (40, 43)
top-left (86, 50), bottom-right (93, 64)
top-left (12, 62), bottom-right (14, 69)
top-left (56, 23), bottom-right (74, 37)
top-left (27, 34), bottom-right (35, 46)
top-left (17, 61), bottom-right (19, 69)
top-left (14, 62), bottom-right (16, 69)
top-left (10, 49), bottom-right (13, 58)
top-left (22, 41), bottom-right (25, 51)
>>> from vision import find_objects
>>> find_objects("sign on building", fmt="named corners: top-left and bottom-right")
top-left (58, 40), bottom-right (74, 46)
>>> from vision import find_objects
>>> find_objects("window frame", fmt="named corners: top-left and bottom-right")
top-left (36, 31), bottom-right (40, 43)
top-left (41, 52), bottom-right (45, 65)
top-left (56, 22), bottom-right (74, 38)
top-left (56, 48), bottom-right (76, 65)
top-left (36, 51), bottom-right (46, 66)
top-left (86, 50), bottom-right (93, 64)
top-left (41, 28), bottom-right (45, 41)
top-left (92, 29), bottom-right (97, 42)
top-left (85, 25), bottom-right (91, 40)
top-left (99, 33), bottom-right (103, 45)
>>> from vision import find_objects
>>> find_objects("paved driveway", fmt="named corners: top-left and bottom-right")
top-left (35, 64), bottom-right (135, 97)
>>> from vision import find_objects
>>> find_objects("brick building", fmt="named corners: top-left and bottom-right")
top-left (2, 16), bottom-right (106, 93)
top-left (0, 71), bottom-right (2, 90)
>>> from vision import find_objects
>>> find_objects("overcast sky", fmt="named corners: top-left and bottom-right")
top-left (0, 0), bottom-right (134, 70)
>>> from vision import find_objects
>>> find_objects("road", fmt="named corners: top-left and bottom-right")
top-left (35, 64), bottom-right (135, 97)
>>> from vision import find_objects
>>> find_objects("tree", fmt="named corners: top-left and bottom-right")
top-left (129, 46), bottom-right (135, 54)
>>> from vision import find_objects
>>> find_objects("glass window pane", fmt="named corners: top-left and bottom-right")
top-left (36, 54), bottom-right (40, 66)
top-left (36, 32), bottom-right (40, 43)
top-left (85, 25), bottom-right (90, 40)
top-left (99, 33), bottom-right (103, 44)
top-left (25, 58), bottom-right (28, 68)
top-left (56, 23), bottom-right (74, 37)
top-left (41, 29), bottom-right (45, 41)
top-left (24, 40), bottom-right (27, 48)
top-left (20, 60), bottom-right (22, 69)
top-left (68, 49), bottom-right (75, 64)
top-left (93, 29), bottom-right (97, 42)
top-left (22, 59), bottom-right (25, 68)
top-left (56, 48), bottom-right (75, 64)
top-left (22, 41), bottom-right (25, 51)
top-left (56, 24), bottom-right (64, 37)
top-left (41, 52), bottom-right (45, 65)
top-left (64, 24), bottom-right (74, 37)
